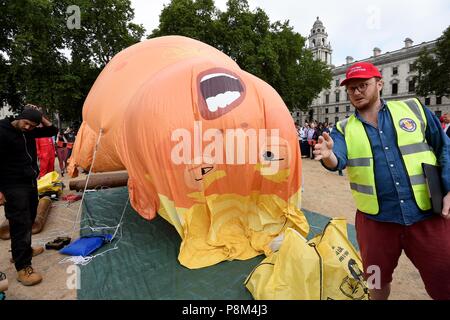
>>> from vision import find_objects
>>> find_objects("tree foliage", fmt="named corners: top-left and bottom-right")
top-left (152, 0), bottom-right (219, 45)
top-left (0, 0), bottom-right (144, 122)
top-left (149, 0), bottom-right (332, 111)
top-left (1, 0), bottom-right (332, 122)
top-left (415, 26), bottom-right (450, 97)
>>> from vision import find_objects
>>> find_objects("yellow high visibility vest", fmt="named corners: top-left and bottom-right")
top-left (336, 98), bottom-right (437, 215)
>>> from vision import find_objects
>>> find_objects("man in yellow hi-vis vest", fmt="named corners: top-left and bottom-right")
top-left (314, 62), bottom-right (450, 300)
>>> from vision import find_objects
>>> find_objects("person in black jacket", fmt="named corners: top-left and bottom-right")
top-left (0, 107), bottom-right (58, 286)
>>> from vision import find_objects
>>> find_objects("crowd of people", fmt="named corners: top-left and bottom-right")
top-left (35, 127), bottom-right (77, 178)
top-left (296, 120), bottom-right (343, 176)
top-left (35, 126), bottom-right (77, 178)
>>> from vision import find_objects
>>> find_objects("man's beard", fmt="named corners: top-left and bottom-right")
top-left (353, 93), bottom-right (379, 111)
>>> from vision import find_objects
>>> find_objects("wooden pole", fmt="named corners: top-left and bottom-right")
top-left (0, 219), bottom-right (9, 240)
top-left (32, 196), bottom-right (52, 235)
top-left (0, 196), bottom-right (53, 239)
top-left (69, 170), bottom-right (129, 191)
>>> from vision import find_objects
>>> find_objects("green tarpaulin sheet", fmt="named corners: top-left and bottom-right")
top-left (77, 187), bottom-right (358, 300)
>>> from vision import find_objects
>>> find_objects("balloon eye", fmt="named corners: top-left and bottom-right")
top-left (263, 151), bottom-right (274, 161)
top-left (201, 166), bottom-right (213, 176)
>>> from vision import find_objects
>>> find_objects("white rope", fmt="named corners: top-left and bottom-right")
top-left (111, 197), bottom-right (129, 240)
top-left (58, 196), bottom-right (129, 266)
top-left (59, 255), bottom-right (93, 266)
top-left (34, 225), bottom-right (114, 246)
top-left (32, 127), bottom-right (129, 266)
top-left (70, 128), bottom-right (104, 240)
top-left (33, 211), bottom-right (121, 246)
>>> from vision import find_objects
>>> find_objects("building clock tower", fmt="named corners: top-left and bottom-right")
top-left (308, 17), bottom-right (333, 66)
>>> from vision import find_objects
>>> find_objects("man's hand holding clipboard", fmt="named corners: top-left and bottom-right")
top-left (422, 163), bottom-right (450, 219)
top-left (443, 193), bottom-right (450, 219)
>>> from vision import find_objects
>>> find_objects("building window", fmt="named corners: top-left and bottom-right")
top-left (408, 79), bottom-right (416, 92)
top-left (392, 66), bottom-right (398, 75)
top-left (335, 92), bottom-right (340, 103)
top-left (392, 83), bottom-right (398, 95)
top-left (346, 93), bottom-right (349, 101)
top-left (346, 105), bottom-right (350, 112)
top-left (325, 94), bottom-right (329, 104)
top-left (335, 106), bottom-right (339, 113)
top-left (325, 117), bottom-right (329, 123)
top-left (425, 97), bottom-right (431, 105)
top-left (325, 108), bottom-right (329, 114)
top-left (436, 96), bottom-right (442, 105)
top-left (335, 116), bottom-right (339, 123)
top-left (335, 79), bottom-right (339, 87)
top-left (409, 63), bottom-right (416, 72)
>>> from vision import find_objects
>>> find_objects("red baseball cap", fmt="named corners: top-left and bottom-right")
top-left (340, 62), bottom-right (382, 86)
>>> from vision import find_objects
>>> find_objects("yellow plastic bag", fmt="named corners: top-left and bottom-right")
top-left (245, 218), bottom-right (369, 300)
top-left (37, 171), bottom-right (63, 196)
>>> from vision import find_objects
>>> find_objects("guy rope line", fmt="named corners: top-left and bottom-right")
top-left (57, 127), bottom-right (130, 265)
top-left (70, 128), bottom-right (104, 240)
top-left (57, 126), bottom-right (131, 265)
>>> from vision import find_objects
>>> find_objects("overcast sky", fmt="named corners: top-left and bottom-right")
top-left (130, 0), bottom-right (449, 66)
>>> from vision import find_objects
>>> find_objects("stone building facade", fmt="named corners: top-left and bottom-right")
top-left (292, 18), bottom-right (449, 125)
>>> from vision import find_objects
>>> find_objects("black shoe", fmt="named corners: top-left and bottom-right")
top-left (45, 237), bottom-right (71, 250)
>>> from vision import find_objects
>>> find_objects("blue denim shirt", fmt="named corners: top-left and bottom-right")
top-left (325, 99), bottom-right (450, 225)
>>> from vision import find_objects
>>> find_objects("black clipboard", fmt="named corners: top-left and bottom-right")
top-left (422, 163), bottom-right (443, 215)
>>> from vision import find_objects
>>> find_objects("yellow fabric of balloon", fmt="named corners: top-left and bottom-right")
top-left (245, 218), bottom-right (369, 300)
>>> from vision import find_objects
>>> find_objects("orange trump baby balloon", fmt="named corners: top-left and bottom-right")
top-left (69, 36), bottom-right (308, 268)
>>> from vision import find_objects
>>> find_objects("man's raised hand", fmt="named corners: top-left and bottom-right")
top-left (313, 132), bottom-right (334, 161)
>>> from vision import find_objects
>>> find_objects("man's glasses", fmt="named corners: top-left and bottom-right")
top-left (345, 81), bottom-right (373, 95)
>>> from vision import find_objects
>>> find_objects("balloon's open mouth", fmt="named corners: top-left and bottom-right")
top-left (198, 68), bottom-right (246, 120)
